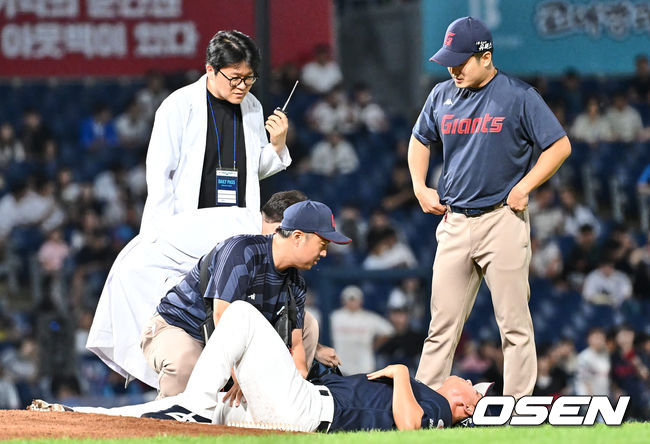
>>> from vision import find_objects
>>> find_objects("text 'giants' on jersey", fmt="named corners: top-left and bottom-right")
top-left (440, 113), bottom-right (505, 135)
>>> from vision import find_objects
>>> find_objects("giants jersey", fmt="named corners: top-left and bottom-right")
top-left (412, 71), bottom-right (566, 208)
top-left (321, 373), bottom-right (452, 431)
top-left (157, 235), bottom-right (306, 342)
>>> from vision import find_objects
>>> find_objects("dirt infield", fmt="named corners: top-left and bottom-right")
top-left (0, 410), bottom-right (286, 440)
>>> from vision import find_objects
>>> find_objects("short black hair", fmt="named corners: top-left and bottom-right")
top-left (261, 190), bottom-right (308, 223)
top-left (205, 30), bottom-right (261, 76)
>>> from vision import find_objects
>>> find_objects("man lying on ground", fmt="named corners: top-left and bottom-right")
top-left (30, 301), bottom-right (489, 432)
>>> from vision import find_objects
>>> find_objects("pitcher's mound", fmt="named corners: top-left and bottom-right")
top-left (1, 410), bottom-right (288, 440)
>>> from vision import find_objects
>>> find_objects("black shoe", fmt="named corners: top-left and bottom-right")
top-left (142, 405), bottom-right (211, 423)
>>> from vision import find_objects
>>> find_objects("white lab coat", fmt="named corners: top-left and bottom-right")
top-left (140, 74), bottom-right (291, 238)
top-left (86, 207), bottom-right (262, 389)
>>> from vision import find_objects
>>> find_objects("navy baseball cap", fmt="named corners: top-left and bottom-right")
top-left (279, 200), bottom-right (351, 244)
top-left (430, 16), bottom-right (493, 67)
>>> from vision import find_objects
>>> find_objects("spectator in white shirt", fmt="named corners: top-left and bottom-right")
top-left (582, 257), bottom-right (633, 308)
top-left (0, 122), bottom-right (26, 168)
top-left (605, 93), bottom-right (644, 143)
top-left (115, 98), bottom-right (151, 150)
top-left (574, 327), bottom-right (610, 397)
top-left (530, 233), bottom-right (563, 281)
top-left (300, 44), bottom-right (343, 95)
top-left (330, 285), bottom-right (394, 375)
top-left (528, 184), bottom-right (564, 243)
top-left (559, 186), bottom-right (601, 238)
top-left (0, 177), bottom-right (64, 243)
top-left (363, 226), bottom-right (417, 270)
top-left (309, 130), bottom-right (359, 176)
top-left (136, 70), bottom-right (169, 122)
top-left (570, 97), bottom-right (613, 145)
top-left (350, 83), bottom-right (388, 134)
top-left (307, 87), bottom-right (354, 135)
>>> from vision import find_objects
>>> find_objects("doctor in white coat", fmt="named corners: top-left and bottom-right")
top-left (87, 30), bottom-right (294, 388)
top-left (140, 29), bottom-right (291, 238)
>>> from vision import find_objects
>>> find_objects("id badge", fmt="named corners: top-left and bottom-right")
top-left (216, 168), bottom-right (238, 206)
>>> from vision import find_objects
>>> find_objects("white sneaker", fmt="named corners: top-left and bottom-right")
top-left (28, 399), bottom-right (71, 412)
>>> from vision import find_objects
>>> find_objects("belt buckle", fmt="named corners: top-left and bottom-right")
top-left (463, 208), bottom-right (483, 217)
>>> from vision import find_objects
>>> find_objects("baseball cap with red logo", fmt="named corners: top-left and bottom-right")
top-left (430, 16), bottom-right (493, 67)
top-left (279, 200), bottom-right (351, 244)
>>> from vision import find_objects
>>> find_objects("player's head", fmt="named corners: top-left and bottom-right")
top-left (275, 200), bottom-right (351, 270)
top-left (430, 17), bottom-right (494, 89)
top-left (205, 30), bottom-right (261, 104)
top-left (437, 376), bottom-right (489, 424)
top-left (261, 190), bottom-right (308, 234)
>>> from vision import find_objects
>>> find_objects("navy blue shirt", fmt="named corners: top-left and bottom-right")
top-left (157, 235), bottom-right (306, 342)
top-left (412, 71), bottom-right (566, 208)
top-left (321, 373), bottom-right (452, 431)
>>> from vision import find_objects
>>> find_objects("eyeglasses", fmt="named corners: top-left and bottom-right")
top-left (218, 69), bottom-right (258, 87)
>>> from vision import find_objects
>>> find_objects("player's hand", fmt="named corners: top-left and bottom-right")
top-left (223, 380), bottom-right (246, 407)
top-left (367, 364), bottom-right (408, 380)
top-left (507, 184), bottom-right (529, 212)
top-left (414, 186), bottom-right (446, 215)
top-left (315, 344), bottom-right (341, 367)
top-left (265, 109), bottom-right (289, 153)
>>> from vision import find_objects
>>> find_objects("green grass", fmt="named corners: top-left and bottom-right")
top-left (5, 423), bottom-right (650, 444)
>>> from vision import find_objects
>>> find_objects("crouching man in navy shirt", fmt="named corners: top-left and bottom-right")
top-left (30, 301), bottom-right (488, 432)
top-left (141, 199), bottom-right (350, 403)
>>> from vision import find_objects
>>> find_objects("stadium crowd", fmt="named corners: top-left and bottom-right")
top-left (0, 48), bottom-right (649, 420)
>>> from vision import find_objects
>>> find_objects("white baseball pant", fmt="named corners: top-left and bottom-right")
top-left (74, 301), bottom-right (334, 430)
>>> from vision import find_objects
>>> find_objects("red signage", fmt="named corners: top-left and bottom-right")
top-left (0, 0), bottom-right (332, 77)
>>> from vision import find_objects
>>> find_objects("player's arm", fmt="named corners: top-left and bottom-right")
top-left (367, 364), bottom-right (424, 430)
top-left (291, 281), bottom-right (309, 377)
top-left (407, 135), bottom-right (446, 215)
top-left (291, 329), bottom-right (309, 378)
top-left (508, 135), bottom-right (571, 211)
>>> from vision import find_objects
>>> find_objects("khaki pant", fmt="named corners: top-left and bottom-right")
top-left (416, 205), bottom-right (536, 399)
top-left (141, 310), bottom-right (320, 398)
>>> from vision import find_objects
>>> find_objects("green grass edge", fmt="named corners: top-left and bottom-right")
top-left (4, 423), bottom-right (650, 444)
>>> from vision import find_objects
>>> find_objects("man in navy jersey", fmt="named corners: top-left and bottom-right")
top-left (409, 17), bottom-right (571, 399)
top-left (30, 301), bottom-right (490, 432)
top-left (141, 200), bottom-right (351, 400)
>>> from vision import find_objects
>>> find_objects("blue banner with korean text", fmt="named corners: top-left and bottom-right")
top-left (422, 0), bottom-right (650, 75)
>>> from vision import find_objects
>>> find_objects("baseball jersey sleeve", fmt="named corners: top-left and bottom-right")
top-left (412, 89), bottom-right (442, 148)
top-left (520, 88), bottom-right (567, 151)
top-left (419, 400), bottom-right (448, 429)
top-left (411, 380), bottom-right (453, 429)
top-left (205, 238), bottom-right (253, 303)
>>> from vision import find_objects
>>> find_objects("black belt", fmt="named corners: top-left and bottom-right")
top-left (448, 200), bottom-right (506, 217)
top-left (316, 389), bottom-right (331, 432)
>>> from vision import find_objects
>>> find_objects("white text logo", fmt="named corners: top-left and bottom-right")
top-left (473, 396), bottom-right (629, 426)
